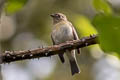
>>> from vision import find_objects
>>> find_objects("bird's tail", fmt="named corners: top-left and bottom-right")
top-left (69, 59), bottom-right (80, 75)
top-left (66, 50), bottom-right (80, 75)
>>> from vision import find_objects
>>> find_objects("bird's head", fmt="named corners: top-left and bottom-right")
top-left (50, 13), bottom-right (67, 23)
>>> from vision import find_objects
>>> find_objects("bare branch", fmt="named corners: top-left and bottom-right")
top-left (0, 35), bottom-right (98, 64)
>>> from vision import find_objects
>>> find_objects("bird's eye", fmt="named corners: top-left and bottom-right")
top-left (55, 14), bottom-right (58, 16)
top-left (55, 14), bottom-right (60, 18)
top-left (57, 14), bottom-right (60, 17)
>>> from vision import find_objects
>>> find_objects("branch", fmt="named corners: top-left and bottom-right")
top-left (0, 35), bottom-right (98, 64)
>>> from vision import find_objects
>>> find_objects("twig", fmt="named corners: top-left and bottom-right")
top-left (0, 35), bottom-right (98, 64)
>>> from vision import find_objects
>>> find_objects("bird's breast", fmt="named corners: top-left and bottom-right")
top-left (52, 24), bottom-right (74, 44)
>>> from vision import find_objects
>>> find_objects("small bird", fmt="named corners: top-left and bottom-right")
top-left (50, 13), bottom-right (80, 75)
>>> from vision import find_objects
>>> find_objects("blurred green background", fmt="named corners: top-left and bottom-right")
top-left (0, 0), bottom-right (120, 80)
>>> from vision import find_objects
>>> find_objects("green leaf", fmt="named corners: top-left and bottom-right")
top-left (93, 0), bottom-right (112, 15)
top-left (72, 15), bottom-right (98, 50)
top-left (92, 14), bottom-right (120, 54)
top-left (5, 0), bottom-right (28, 14)
top-left (72, 15), bottom-right (98, 37)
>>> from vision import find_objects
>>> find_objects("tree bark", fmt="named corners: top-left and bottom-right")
top-left (0, 35), bottom-right (98, 64)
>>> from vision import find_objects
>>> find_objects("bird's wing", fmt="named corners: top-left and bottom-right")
top-left (51, 35), bottom-right (55, 45)
top-left (69, 22), bottom-right (81, 54)
top-left (51, 34), bottom-right (65, 63)
top-left (72, 26), bottom-right (79, 40)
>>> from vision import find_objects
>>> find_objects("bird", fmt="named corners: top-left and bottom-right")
top-left (50, 13), bottom-right (81, 75)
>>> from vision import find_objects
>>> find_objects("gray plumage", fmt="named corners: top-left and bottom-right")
top-left (51, 13), bottom-right (80, 75)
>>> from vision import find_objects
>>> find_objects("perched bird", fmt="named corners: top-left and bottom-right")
top-left (50, 13), bottom-right (80, 75)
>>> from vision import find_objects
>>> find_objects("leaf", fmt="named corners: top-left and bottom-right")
top-left (72, 15), bottom-right (98, 50)
top-left (92, 14), bottom-right (120, 54)
top-left (93, 0), bottom-right (112, 15)
top-left (72, 15), bottom-right (98, 37)
top-left (5, 0), bottom-right (28, 14)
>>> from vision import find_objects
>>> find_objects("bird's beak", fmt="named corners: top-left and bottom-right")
top-left (50, 14), bottom-right (55, 17)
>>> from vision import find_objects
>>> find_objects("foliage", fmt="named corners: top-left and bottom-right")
top-left (5, 0), bottom-right (28, 14)
top-left (93, 0), bottom-right (112, 15)
top-left (72, 15), bottom-right (97, 37)
top-left (93, 0), bottom-right (120, 56)
top-left (93, 15), bottom-right (120, 55)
